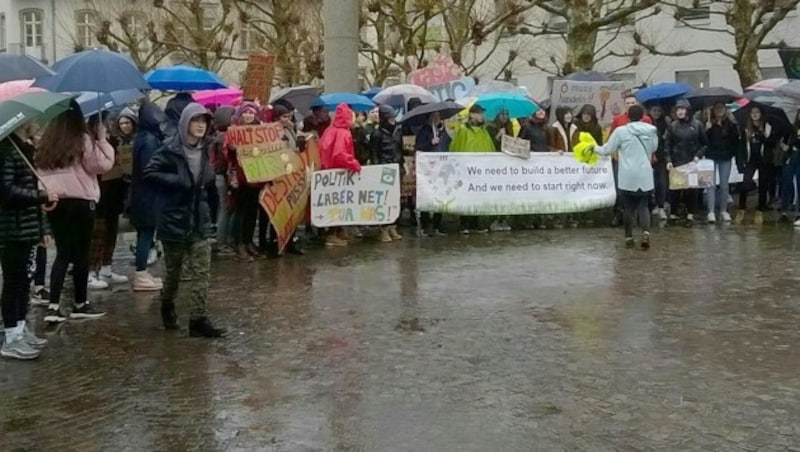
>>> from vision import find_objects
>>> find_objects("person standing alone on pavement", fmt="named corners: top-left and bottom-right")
top-left (0, 122), bottom-right (57, 360)
top-left (144, 103), bottom-right (226, 338)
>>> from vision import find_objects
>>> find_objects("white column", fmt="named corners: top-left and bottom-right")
top-left (323, 0), bottom-right (360, 92)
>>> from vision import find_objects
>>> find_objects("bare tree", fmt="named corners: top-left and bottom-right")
top-left (520, 0), bottom-right (660, 76)
top-left (634, 0), bottom-right (800, 88)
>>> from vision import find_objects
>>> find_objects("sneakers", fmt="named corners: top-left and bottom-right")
top-left (654, 208), bottom-right (668, 221)
top-left (388, 226), bottom-right (403, 240)
top-left (489, 220), bottom-right (504, 232)
top-left (641, 232), bottom-right (650, 250)
top-left (721, 211), bottom-right (732, 223)
top-left (325, 235), bottom-right (348, 247)
top-left (471, 228), bottom-right (489, 234)
top-left (87, 274), bottom-right (109, 290)
top-left (30, 287), bottom-right (50, 307)
top-left (501, 220), bottom-right (512, 231)
top-left (460, 229), bottom-right (470, 235)
top-left (44, 306), bottom-right (67, 323)
top-left (22, 326), bottom-right (47, 349)
top-left (707, 212), bottom-right (716, 224)
top-left (133, 271), bottom-right (163, 292)
top-left (625, 237), bottom-right (635, 248)
top-left (147, 247), bottom-right (159, 266)
top-left (1, 337), bottom-right (40, 360)
top-left (70, 303), bottom-right (106, 320)
top-left (99, 266), bottom-right (129, 284)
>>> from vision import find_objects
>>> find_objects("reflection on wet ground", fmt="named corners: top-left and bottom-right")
top-left (2, 226), bottom-right (800, 450)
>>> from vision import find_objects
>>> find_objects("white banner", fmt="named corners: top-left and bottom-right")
top-left (311, 164), bottom-right (402, 227)
top-left (550, 80), bottom-right (630, 129)
top-left (416, 153), bottom-right (616, 215)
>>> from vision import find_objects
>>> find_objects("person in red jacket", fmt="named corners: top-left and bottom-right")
top-left (318, 104), bottom-right (362, 247)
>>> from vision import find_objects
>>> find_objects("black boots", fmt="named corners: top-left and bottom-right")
top-left (161, 301), bottom-right (179, 330)
top-left (189, 317), bottom-right (227, 338)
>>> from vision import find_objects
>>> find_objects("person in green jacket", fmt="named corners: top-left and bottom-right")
top-left (449, 104), bottom-right (494, 233)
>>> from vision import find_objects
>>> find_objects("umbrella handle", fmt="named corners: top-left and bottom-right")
top-left (43, 201), bottom-right (58, 212)
top-left (10, 139), bottom-right (52, 198)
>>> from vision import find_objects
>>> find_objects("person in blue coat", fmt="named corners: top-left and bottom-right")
top-left (130, 102), bottom-right (165, 292)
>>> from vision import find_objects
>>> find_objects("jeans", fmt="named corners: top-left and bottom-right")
top-left (48, 199), bottom-right (95, 309)
top-left (215, 175), bottom-right (231, 246)
top-left (135, 226), bottom-right (156, 271)
top-left (706, 159), bottom-right (732, 214)
top-left (1, 242), bottom-right (34, 328)
top-left (781, 154), bottom-right (800, 211)
top-left (620, 190), bottom-right (651, 238)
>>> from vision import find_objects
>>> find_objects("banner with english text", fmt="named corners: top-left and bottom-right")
top-left (416, 153), bottom-right (616, 215)
top-left (311, 164), bottom-right (402, 227)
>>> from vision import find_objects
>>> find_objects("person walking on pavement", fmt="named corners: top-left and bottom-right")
top-left (704, 102), bottom-right (740, 224)
top-left (665, 98), bottom-right (708, 227)
top-left (450, 104), bottom-right (495, 234)
top-left (37, 100), bottom-right (114, 323)
top-left (0, 122), bottom-right (57, 359)
top-left (590, 105), bottom-right (658, 249)
top-left (144, 103), bottom-right (226, 338)
top-left (370, 105), bottom-right (404, 243)
top-left (130, 103), bottom-right (166, 292)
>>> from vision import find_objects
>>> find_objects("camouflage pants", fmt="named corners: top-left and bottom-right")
top-left (161, 235), bottom-right (211, 320)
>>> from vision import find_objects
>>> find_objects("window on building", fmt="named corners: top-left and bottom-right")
top-left (122, 12), bottom-right (149, 51)
top-left (75, 10), bottom-right (97, 49)
top-left (615, 72), bottom-right (638, 87)
top-left (239, 22), bottom-right (257, 52)
top-left (760, 66), bottom-right (786, 79)
top-left (675, 70), bottom-right (709, 89)
top-left (20, 9), bottom-right (44, 47)
top-left (676, 2), bottom-right (711, 23)
top-left (0, 14), bottom-right (6, 51)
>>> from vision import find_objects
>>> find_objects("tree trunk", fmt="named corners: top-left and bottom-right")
top-left (735, 46), bottom-right (762, 89)
top-left (564, 22), bottom-right (599, 75)
top-left (730, 1), bottom-right (760, 89)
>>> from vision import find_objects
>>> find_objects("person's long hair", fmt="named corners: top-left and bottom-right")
top-left (493, 111), bottom-right (514, 136)
top-left (744, 106), bottom-right (765, 140)
top-left (36, 100), bottom-right (88, 170)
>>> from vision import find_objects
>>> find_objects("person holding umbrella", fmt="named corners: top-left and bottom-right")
top-left (665, 99), bottom-right (707, 227)
top-left (735, 105), bottom-right (779, 225)
top-left (370, 105), bottom-right (404, 243)
top-left (37, 100), bottom-right (115, 323)
top-left (0, 121), bottom-right (57, 359)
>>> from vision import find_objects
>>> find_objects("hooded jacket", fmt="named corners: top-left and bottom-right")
top-left (130, 102), bottom-right (166, 228)
top-left (449, 122), bottom-right (495, 152)
top-left (143, 103), bottom-right (215, 243)
top-left (370, 120), bottom-right (403, 165)
top-left (577, 104), bottom-right (604, 145)
top-left (0, 134), bottom-right (50, 246)
top-left (319, 104), bottom-right (362, 172)
top-left (593, 121), bottom-right (658, 192)
top-left (666, 99), bottom-right (708, 166)
top-left (112, 107), bottom-right (138, 146)
top-left (163, 92), bottom-right (193, 144)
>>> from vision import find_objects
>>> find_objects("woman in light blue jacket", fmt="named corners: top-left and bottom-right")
top-left (592, 105), bottom-right (658, 249)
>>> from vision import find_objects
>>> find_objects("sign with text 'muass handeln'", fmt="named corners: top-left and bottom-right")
top-left (311, 164), bottom-right (402, 227)
top-left (416, 153), bottom-right (616, 215)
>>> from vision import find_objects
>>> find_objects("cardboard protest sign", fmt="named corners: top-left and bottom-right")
top-left (102, 144), bottom-right (133, 181)
top-left (669, 160), bottom-right (714, 190)
top-left (550, 80), bottom-right (630, 129)
top-left (311, 164), bottom-right (402, 227)
top-left (226, 122), bottom-right (304, 183)
top-left (260, 140), bottom-right (321, 252)
top-left (501, 134), bottom-right (531, 159)
top-left (242, 54), bottom-right (276, 104)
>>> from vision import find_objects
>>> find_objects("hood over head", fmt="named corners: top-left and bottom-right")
top-left (177, 102), bottom-right (212, 148)
top-left (233, 101), bottom-right (261, 124)
top-left (332, 104), bottom-right (354, 129)
top-left (114, 106), bottom-right (138, 137)
top-left (138, 102), bottom-right (166, 138)
top-left (675, 98), bottom-right (691, 111)
top-left (213, 106), bottom-right (235, 132)
top-left (272, 103), bottom-right (291, 119)
top-left (165, 92), bottom-right (193, 122)
top-left (578, 104), bottom-right (597, 118)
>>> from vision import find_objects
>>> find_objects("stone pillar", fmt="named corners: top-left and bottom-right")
top-left (323, 0), bottom-right (360, 93)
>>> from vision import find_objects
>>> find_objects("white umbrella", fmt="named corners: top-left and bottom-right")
top-left (373, 84), bottom-right (436, 111)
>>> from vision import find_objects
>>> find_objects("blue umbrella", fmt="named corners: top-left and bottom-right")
top-left (312, 93), bottom-right (375, 112)
top-left (635, 82), bottom-right (692, 104)
top-left (75, 89), bottom-right (146, 117)
top-left (361, 86), bottom-right (382, 99)
top-left (145, 65), bottom-right (227, 91)
top-left (0, 55), bottom-right (55, 83)
top-left (475, 93), bottom-right (538, 119)
top-left (33, 49), bottom-right (150, 93)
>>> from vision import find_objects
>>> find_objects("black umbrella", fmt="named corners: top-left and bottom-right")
top-left (733, 101), bottom-right (793, 139)
top-left (0, 54), bottom-right (55, 83)
top-left (685, 87), bottom-right (741, 110)
top-left (399, 101), bottom-right (463, 125)
top-left (563, 70), bottom-right (612, 82)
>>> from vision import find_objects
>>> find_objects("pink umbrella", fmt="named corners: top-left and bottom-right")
top-left (0, 79), bottom-right (45, 102)
top-left (745, 78), bottom-right (789, 92)
top-left (193, 87), bottom-right (242, 106)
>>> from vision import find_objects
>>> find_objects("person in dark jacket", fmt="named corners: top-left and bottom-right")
top-left (0, 126), bottom-right (56, 360)
top-left (486, 109), bottom-right (515, 151)
top-left (782, 113), bottom-right (800, 223)
top-left (735, 106), bottom-right (778, 225)
top-left (520, 109), bottom-right (549, 153)
top-left (370, 105), bottom-right (404, 242)
top-left (130, 102), bottom-right (166, 291)
top-left (163, 92), bottom-right (193, 144)
top-left (704, 102), bottom-right (740, 224)
top-left (666, 98), bottom-right (708, 225)
top-left (143, 102), bottom-right (225, 338)
top-left (415, 112), bottom-right (446, 236)
top-left (209, 106), bottom-right (235, 255)
top-left (576, 104), bottom-right (604, 145)
top-left (648, 105), bottom-right (670, 221)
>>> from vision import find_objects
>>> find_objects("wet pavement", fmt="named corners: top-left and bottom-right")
top-left (3, 225), bottom-right (800, 451)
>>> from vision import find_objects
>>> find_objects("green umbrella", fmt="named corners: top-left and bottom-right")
top-left (0, 91), bottom-right (74, 141)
